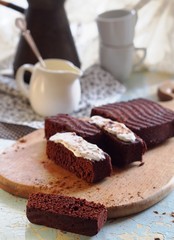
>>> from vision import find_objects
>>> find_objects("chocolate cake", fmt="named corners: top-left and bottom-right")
top-left (44, 114), bottom-right (102, 146)
top-left (26, 193), bottom-right (107, 236)
top-left (91, 98), bottom-right (174, 148)
top-left (89, 116), bottom-right (146, 167)
top-left (46, 132), bottom-right (112, 183)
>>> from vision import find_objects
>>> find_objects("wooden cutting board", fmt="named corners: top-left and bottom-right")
top-left (0, 101), bottom-right (174, 219)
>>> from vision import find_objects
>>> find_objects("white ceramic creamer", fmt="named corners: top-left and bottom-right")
top-left (16, 59), bottom-right (82, 116)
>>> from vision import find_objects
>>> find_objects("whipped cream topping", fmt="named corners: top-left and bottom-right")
top-left (89, 115), bottom-right (136, 143)
top-left (49, 132), bottom-right (105, 161)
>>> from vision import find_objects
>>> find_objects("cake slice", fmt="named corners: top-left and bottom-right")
top-left (44, 114), bottom-right (102, 146)
top-left (89, 116), bottom-right (146, 167)
top-left (26, 193), bottom-right (107, 236)
top-left (91, 98), bottom-right (174, 148)
top-left (46, 132), bottom-right (112, 183)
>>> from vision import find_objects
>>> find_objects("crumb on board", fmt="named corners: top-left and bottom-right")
top-left (138, 162), bottom-right (145, 167)
top-left (19, 138), bottom-right (26, 143)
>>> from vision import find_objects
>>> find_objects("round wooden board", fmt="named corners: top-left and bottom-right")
top-left (0, 128), bottom-right (174, 219)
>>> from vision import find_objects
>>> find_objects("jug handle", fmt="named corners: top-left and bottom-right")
top-left (16, 64), bottom-right (34, 99)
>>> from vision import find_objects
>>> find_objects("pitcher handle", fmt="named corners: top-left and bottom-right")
top-left (16, 64), bottom-right (34, 98)
top-left (133, 47), bottom-right (146, 70)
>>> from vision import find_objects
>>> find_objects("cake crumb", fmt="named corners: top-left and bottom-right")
top-left (137, 192), bottom-right (143, 199)
top-left (170, 212), bottom-right (174, 217)
top-left (139, 162), bottom-right (144, 167)
top-left (19, 138), bottom-right (26, 143)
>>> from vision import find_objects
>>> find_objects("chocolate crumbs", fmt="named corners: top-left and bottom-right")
top-left (170, 212), bottom-right (174, 217)
top-left (137, 191), bottom-right (143, 199)
top-left (19, 138), bottom-right (26, 143)
top-left (139, 162), bottom-right (144, 167)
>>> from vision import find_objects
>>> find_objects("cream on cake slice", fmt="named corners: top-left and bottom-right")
top-left (89, 115), bottom-right (136, 143)
top-left (47, 132), bottom-right (112, 183)
top-left (88, 115), bottom-right (146, 167)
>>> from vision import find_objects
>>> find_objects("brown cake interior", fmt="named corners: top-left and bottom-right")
top-left (47, 139), bottom-right (112, 183)
top-left (27, 193), bottom-right (107, 236)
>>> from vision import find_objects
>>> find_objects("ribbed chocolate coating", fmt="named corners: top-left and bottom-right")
top-left (45, 114), bottom-right (102, 146)
top-left (91, 98), bottom-right (174, 148)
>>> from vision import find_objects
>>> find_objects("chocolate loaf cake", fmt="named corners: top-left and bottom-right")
top-left (45, 114), bottom-right (102, 146)
top-left (26, 193), bottom-right (107, 236)
top-left (91, 98), bottom-right (174, 148)
top-left (46, 132), bottom-right (112, 183)
top-left (89, 116), bottom-right (146, 167)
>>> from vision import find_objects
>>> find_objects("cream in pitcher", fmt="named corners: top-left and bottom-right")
top-left (16, 59), bottom-right (82, 116)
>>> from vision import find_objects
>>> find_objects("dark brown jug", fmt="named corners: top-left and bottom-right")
top-left (13, 0), bottom-right (80, 80)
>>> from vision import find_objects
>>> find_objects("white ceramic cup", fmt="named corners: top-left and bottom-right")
top-left (16, 59), bottom-right (82, 116)
top-left (99, 43), bottom-right (146, 83)
top-left (96, 9), bottom-right (137, 47)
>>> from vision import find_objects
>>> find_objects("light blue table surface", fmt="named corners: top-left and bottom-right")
top-left (1, 70), bottom-right (174, 240)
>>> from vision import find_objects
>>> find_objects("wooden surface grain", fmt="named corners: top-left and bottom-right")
top-left (0, 125), bottom-right (174, 219)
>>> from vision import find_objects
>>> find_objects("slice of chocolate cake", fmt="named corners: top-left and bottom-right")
top-left (89, 116), bottom-right (146, 167)
top-left (46, 132), bottom-right (112, 183)
top-left (45, 114), bottom-right (102, 146)
top-left (91, 98), bottom-right (174, 148)
top-left (26, 193), bottom-right (107, 236)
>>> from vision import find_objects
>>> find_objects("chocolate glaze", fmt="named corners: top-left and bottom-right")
top-left (45, 114), bottom-right (103, 146)
top-left (91, 98), bottom-right (174, 148)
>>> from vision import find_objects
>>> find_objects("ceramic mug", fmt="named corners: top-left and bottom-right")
top-left (16, 59), bottom-right (82, 116)
top-left (99, 43), bottom-right (146, 83)
top-left (96, 9), bottom-right (137, 47)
